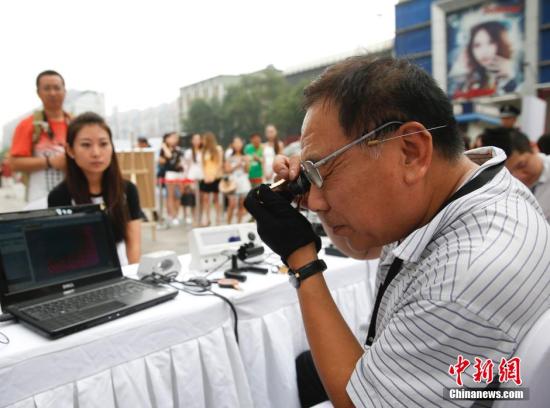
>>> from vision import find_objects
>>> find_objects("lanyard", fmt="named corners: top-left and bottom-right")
top-left (365, 162), bottom-right (504, 346)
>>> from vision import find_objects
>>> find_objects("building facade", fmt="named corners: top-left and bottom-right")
top-left (284, 42), bottom-right (393, 86)
top-left (395, 0), bottom-right (549, 140)
top-left (107, 100), bottom-right (179, 144)
top-left (178, 75), bottom-right (240, 128)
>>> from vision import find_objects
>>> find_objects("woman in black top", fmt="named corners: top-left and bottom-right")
top-left (48, 112), bottom-right (142, 265)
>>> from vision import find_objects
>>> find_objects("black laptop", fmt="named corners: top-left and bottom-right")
top-left (0, 204), bottom-right (178, 338)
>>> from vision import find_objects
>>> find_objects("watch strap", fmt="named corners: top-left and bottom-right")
top-left (289, 259), bottom-right (327, 287)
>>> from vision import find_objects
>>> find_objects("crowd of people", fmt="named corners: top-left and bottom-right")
top-left (155, 124), bottom-right (286, 228)
top-left (4, 69), bottom-right (293, 265)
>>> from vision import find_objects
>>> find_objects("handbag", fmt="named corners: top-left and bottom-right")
top-left (219, 177), bottom-right (236, 194)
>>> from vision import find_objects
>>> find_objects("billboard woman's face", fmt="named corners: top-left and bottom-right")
top-left (472, 28), bottom-right (498, 68)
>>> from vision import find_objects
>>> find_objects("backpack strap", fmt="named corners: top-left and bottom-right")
top-left (31, 110), bottom-right (72, 147)
top-left (31, 110), bottom-right (46, 147)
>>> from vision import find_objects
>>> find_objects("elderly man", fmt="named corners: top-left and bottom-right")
top-left (245, 57), bottom-right (550, 407)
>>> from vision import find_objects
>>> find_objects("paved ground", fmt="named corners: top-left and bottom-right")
top-left (0, 181), bottom-right (191, 255)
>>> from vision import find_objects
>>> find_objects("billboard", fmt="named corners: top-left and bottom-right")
top-left (447, 1), bottom-right (524, 100)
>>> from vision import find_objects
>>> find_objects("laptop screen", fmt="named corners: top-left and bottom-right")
top-left (0, 210), bottom-right (119, 295)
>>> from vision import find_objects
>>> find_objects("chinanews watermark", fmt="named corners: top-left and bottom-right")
top-left (445, 355), bottom-right (528, 402)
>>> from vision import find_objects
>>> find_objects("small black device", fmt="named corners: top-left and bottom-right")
top-left (270, 172), bottom-right (311, 199)
top-left (237, 242), bottom-right (265, 261)
top-left (224, 270), bottom-right (247, 282)
top-left (224, 254), bottom-right (268, 277)
top-left (0, 205), bottom-right (178, 339)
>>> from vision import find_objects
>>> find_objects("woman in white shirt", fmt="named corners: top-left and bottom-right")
top-left (224, 136), bottom-right (251, 223)
top-left (183, 133), bottom-right (203, 226)
top-left (263, 124), bottom-right (284, 183)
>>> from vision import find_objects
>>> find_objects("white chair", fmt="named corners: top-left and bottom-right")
top-left (494, 308), bottom-right (550, 407)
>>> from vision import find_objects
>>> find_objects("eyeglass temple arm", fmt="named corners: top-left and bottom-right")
top-left (313, 121), bottom-right (404, 168)
top-left (365, 125), bottom-right (447, 146)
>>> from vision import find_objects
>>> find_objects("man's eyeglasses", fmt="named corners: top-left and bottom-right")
top-left (299, 121), bottom-right (446, 190)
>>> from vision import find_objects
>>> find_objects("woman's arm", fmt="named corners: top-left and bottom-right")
top-left (125, 219), bottom-right (141, 264)
top-left (278, 140), bottom-right (284, 154)
top-left (217, 146), bottom-right (224, 175)
top-left (224, 159), bottom-right (233, 174)
top-left (161, 143), bottom-right (172, 159)
top-left (124, 181), bottom-right (142, 264)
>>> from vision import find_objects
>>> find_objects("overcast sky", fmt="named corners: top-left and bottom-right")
top-left (0, 0), bottom-right (396, 141)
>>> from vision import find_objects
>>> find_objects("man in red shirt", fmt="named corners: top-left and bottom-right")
top-left (10, 70), bottom-right (70, 202)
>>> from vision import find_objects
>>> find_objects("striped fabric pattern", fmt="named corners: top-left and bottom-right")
top-left (347, 147), bottom-right (550, 408)
top-left (533, 153), bottom-right (550, 222)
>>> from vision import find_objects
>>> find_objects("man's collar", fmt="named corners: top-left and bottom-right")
top-left (536, 153), bottom-right (550, 185)
top-left (391, 147), bottom-right (506, 263)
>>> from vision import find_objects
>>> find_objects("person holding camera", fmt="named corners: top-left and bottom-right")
top-left (10, 70), bottom-right (71, 203)
top-left (245, 56), bottom-right (550, 407)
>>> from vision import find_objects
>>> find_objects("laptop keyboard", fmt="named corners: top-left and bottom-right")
top-left (21, 280), bottom-right (147, 322)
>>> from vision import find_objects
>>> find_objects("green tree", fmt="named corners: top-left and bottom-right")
top-left (184, 98), bottom-right (223, 137)
top-left (265, 80), bottom-right (308, 138)
top-left (184, 68), bottom-right (309, 148)
top-left (222, 67), bottom-right (289, 139)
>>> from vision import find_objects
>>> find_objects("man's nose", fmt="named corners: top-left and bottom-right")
top-left (306, 184), bottom-right (329, 213)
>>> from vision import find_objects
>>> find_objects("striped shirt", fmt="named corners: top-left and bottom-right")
top-left (347, 147), bottom-right (550, 408)
top-left (532, 153), bottom-right (550, 223)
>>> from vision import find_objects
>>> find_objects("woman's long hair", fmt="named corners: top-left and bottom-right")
top-left (265, 124), bottom-right (282, 154)
top-left (202, 131), bottom-right (221, 163)
top-left (65, 112), bottom-right (129, 242)
top-left (191, 133), bottom-right (202, 163)
top-left (231, 136), bottom-right (244, 156)
top-left (466, 21), bottom-right (512, 88)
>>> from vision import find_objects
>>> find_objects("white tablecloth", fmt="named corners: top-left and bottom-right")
top-left (232, 256), bottom-right (378, 408)
top-left (0, 253), bottom-right (377, 408)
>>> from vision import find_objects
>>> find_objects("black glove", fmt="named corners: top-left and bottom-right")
top-left (244, 184), bottom-right (321, 265)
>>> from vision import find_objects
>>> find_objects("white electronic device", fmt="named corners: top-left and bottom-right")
top-left (137, 250), bottom-right (182, 279)
top-left (189, 223), bottom-right (259, 272)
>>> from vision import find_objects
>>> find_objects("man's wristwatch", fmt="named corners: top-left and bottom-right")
top-left (288, 259), bottom-right (327, 288)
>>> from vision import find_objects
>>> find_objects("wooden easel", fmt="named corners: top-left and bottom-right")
top-left (117, 145), bottom-right (157, 241)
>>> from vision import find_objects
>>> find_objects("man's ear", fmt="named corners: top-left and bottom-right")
top-left (397, 121), bottom-right (433, 185)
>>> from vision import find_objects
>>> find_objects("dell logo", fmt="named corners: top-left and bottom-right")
top-left (62, 283), bottom-right (75, 290)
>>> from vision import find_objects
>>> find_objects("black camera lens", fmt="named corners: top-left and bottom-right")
top-left (283, 173), bottom-right (311, 198)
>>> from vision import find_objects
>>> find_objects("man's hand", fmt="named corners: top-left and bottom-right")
top-left (244, 184), bottom-right (321, 267)
top-left (273, 154), bottom-right (300, 182)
